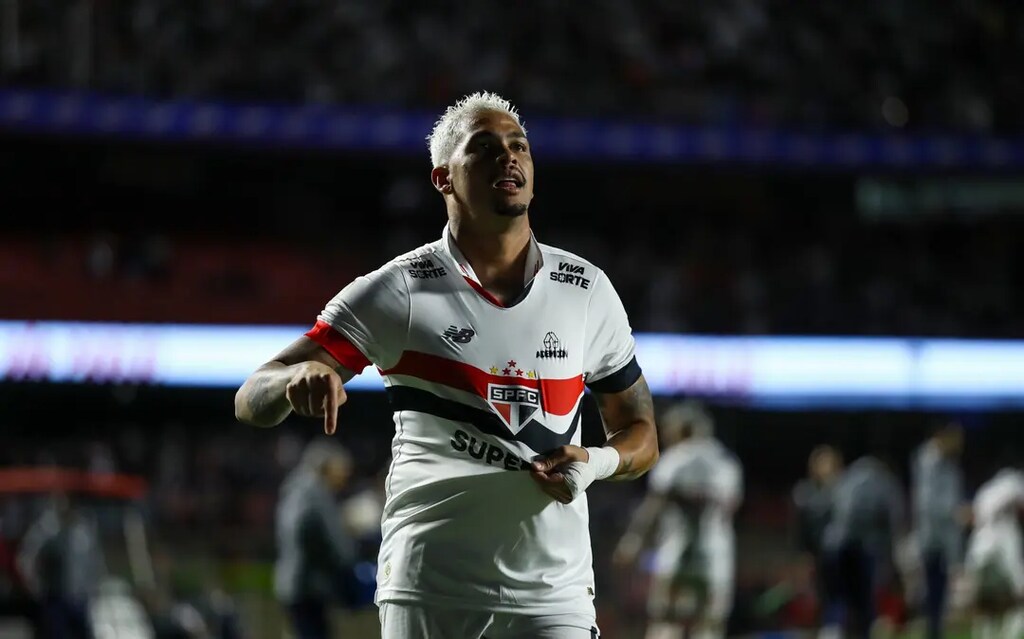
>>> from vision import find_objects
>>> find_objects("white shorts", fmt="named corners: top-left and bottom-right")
top-left (649, 541), bottom-right (734, 622)
top-left (378, 602), bottom-right (599, 639)
top-left (967, 525), bottom-right (1024, 598)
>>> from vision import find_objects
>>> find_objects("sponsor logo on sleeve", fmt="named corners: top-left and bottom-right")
top-left (407, 258), bottom-right (447, 279)
top-left (549, 261), bottom-right (590, 289)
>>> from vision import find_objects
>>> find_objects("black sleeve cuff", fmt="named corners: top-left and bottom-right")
top-left (586, 355), bottom-right (642, 394)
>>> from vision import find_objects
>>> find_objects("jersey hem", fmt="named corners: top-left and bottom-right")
top-left (374, 588), bottom-right (596, 615)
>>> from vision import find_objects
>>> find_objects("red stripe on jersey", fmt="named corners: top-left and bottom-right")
top-left (462, 276), bottom-right (506, 308)
top-left (383, 350), bottom-right (584, 416)
top-left (305, 320), bottom-right (372, 372)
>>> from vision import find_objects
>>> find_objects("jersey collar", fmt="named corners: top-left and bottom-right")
top-left (442, 223), bottom-right (545, 288)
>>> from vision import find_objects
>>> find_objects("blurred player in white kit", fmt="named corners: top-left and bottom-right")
top-left (966, 461), bottom-right (1024, 639)
top-left (614, 401), bottom-right (743, 639)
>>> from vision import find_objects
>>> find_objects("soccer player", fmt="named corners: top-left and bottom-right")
top-left (235, 92), bottom-right (659, 639)
top-left (822, 455), bottom-right (906, 639)
top-left (911, 422), bottom-right (968, 639)
top-left (613, 401), bottom-right (742, 639)
top-left (792, 445), bottom-right (843, 628)
top-left (17, 494), bottom-right (105, 639)
top-left (966, 462), bottom-right (1024, 639)
top-left (275, 441), bottom-right (357, 639)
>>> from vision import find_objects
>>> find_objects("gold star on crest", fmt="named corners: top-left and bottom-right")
top-left (526, 370), bottom-right (537, 379)
top-left (489, 366), bottom-right (499, 374)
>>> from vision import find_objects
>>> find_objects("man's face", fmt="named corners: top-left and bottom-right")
top-left (810, 449), bottom-right (841, 482)
top-left (322, 459), bottom-right (351, 493)
top-left (939, 427), bottom-right (964, 458)
top-left (444, 110), bottom-right (534, 218)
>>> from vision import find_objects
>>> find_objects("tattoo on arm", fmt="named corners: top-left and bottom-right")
top-left (237, 336), bottom-right (351, 427)
top-left (595, 376), bottom-right (655, 431)
top-left (619, 456), bottom-right (635, 477)
top-left (596, 376), bottom-right (657, 480)
top-left (246, 375), bottom-right (275, 415)
top-left (604, 377), bottom-right (654, 419)
top-left (237, 364), bottom-right (292, 426)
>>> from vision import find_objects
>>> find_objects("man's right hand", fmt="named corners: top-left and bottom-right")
top-left (285, 362), bottom-right (347, 434)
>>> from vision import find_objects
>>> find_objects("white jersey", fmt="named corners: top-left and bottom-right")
top-left (646, 438), bottom-right (743, 577)
top-left (967, 469), bottom-right (1024, 595)
top-left (974, 470), bottom-right (1024, 531)
top-left (306, 226), bottom-right (640, 615)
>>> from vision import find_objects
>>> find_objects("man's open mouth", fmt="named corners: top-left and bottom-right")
top-left (493, 175), bottom-right (525, 191)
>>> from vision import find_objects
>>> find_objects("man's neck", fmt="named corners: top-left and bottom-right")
top-left (449, 215), bottom-right (532, 301)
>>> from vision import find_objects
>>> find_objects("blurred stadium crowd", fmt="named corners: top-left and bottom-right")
top-left (2, 215), bottom-right (1020, 337)
top-left (4, 0), bottom-right (1024, 132)
top-left (3, 136), bottom-right (1022, 337)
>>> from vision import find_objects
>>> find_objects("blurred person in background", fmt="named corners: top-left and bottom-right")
top-left (965, 456), bottom-right (1024, 639)
top-left (236, 91), bottom-right (659, 639)
top-left (275, 440), bottom-right (357, 639)
top-left (912, 422), bottom-right (968, 639)
top-left (613, 401), bottom-right (743, 639)
top-left (822, 454), bottom-right (906, 639)
top-left (792, 445), bottom-right (844, 629)
top-left (17, 493), bottom-right (105, 639)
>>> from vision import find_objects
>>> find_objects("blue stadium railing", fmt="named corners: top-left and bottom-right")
top-left (2, 88), bottom-right (1024, 169)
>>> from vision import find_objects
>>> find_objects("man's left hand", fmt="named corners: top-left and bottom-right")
top-left (530, 445), bottom-right (590, 503)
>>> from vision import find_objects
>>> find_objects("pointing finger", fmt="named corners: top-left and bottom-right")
top-left (323, 378), bottom-right (340, 435)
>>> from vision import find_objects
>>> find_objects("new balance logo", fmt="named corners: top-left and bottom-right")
top-left (443, 325), bottom-right (475, 344)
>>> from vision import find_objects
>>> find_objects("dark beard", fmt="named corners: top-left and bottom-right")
top-left (495, 202), bottom-right (529, 217)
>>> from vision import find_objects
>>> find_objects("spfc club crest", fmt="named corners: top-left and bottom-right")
top-left (487, 383), bottom-right (541, 434)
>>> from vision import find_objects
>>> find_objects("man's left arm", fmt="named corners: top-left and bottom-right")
top-left (592, 374), bottom-right (659, 480)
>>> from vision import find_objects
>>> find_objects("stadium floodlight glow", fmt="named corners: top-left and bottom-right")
top-left (1, 320), bottom-right (1023, 411)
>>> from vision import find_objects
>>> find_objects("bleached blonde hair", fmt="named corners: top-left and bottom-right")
top-left (427, 91), bottom-right (525, 167)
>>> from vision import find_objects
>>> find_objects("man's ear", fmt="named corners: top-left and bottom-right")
top-left (431, 167), bottom-right (452, 194)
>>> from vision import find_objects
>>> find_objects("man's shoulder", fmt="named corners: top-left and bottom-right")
top-left (717, 444), bottom-right (742, 472)
top-left (389, 239), bottom-right (446, 266)
top-left (538, 243), bottom-right (614, 297)
top-left (362, 240), bottom-right (447, 283)
top-left (914, 442), bottom-right (936, 464)
top-left (793, 479), bottom-right (814, 504)
top-left (994, 469), bottom-right (1024, 492)
top-left (539, 243), bottom-right (606, 274)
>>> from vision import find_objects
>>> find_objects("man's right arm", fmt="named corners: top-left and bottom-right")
top-left (234, 336), bottom-right (355, 433)
top-left (612, 491), bottom-right (666, 569)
